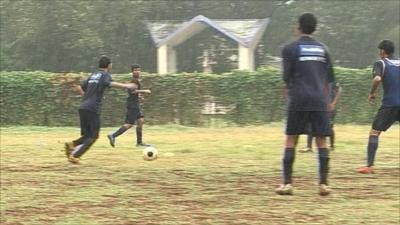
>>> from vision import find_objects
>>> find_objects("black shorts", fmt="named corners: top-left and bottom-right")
top-left (372, 106), bottom-right (400, 131)
top-left (286, 111), bottom-right (331, 136)
top-left (125, 108), bottom-right (144, 124)
top-left (78, 109), bottom-right (100, 139)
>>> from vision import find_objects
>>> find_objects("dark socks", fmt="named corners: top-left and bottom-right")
top-left (318, 148), bottom-right (330, 185)
top-left (307, 135), bottom-right (313, 148)
top-left (112, 126), bottom-right (128, 138)
top-left (136, 127), bottom-right (143, 144)
top-left (71, 138), bottom-right (97, 158)
top-left (367, 135), bottom-right (379, 167)
top-left (330, 130), bottom-right (335, 148)
top-left (283, 148), bottom-right (295, 184)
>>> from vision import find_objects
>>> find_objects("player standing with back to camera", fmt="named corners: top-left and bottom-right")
top-left (276, 13), bottom-right (335, 196)
top-left (64, 56), bottom-right (136, 164)
top-left (300, 82), bottom-right (342, 152)
top-left (357, 40), bottom-right (400, 174)
top-left (107, 64), bottom-right (152, 148)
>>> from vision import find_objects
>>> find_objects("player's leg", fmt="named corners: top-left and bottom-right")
top-left (328, 111), bottom-right (336, 150)
top-left (329, 128), bottom-right (335, 150)
top-left (135, 116), bottom-right (150, 147)
top-left (358, 107), bottom-right (398, 174)
top-left (107, 108), bottom-right (135, 147)
top-left (69, 111), bottom-right (100, 163)
top-left (300, 123), bottom-right (313, 152)
top-left (276, 111), bottom-right (308, 195)
top-left (65, 109), bottom-right (88, 157)
top-left (312, 111), bottom-right (331, 196)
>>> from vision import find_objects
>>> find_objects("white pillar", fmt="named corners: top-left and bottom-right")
top-left (157, 45), bottom-right (177, 74)
top-left (168, 47), bottom-right (177, 73)
top-left (157, 45), bottom-right (168, 74)
top-left (238, 44), bottom-right (255, 71)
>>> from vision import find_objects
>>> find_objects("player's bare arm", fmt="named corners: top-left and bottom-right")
top-left (110, 81), bottom-right (137, 90)
top-left (75, 85), bottom-right (85, 96)
top-left (328, 85), bottom-right (342, 112)
top-left (368, 75), bottom-right (382, 104)
top-left (135, 89), bottom-right (151, 94)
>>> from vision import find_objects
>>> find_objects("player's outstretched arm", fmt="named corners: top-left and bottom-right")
top-left (135, 89), bottom-right (151, 94)
top-left (110, 82), bottom-right (137, 90)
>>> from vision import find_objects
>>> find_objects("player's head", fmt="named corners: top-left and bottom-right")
top-left (131, 64), bottom-right (141, 78)
top-left (378, 40), bottom-right (395, 57)
top-left (99, 56), bottom-right (112, 71)
top-left (297, 13), bottom-right (317, 35)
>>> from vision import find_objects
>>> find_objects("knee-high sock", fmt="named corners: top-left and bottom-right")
top-left (329, 130), bottom-right (335, 148)
top-left (112, 126), bottom-right (128, 138)
top-left (136, 127), bottom-right (143, 144)
top-left (71, 138), bottom-right (97, 158)
top-left (367, 135), bottom-right (379, 167)
top-left (318, 148), bottom-right (330, 185)
top-left (73, 136), bottom-right (86, 146)
top-left (282, 148), bottom-right (295, 184)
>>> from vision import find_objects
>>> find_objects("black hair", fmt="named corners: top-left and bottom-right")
top-left (131, 64), bottom-right (141, 70)
top-left (298, 13), bottom-right (317, 35)
top-left (378, 40), bottom-right (395, 55)
top-left (99, 56), bottom-right (111, 69)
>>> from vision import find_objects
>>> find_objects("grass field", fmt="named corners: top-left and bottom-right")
top-left (1, 124), bottom-right (399, 225)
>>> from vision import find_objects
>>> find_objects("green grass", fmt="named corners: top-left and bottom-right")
top-left (1, 124), bottom-right (399, 225)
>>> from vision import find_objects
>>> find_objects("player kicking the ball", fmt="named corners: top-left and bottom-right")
top-left (107, 64), bottom-right (152, 148)
top-left (64, 56), bottom-right (137, 164)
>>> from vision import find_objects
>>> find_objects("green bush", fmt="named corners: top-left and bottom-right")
top-left (0, 68), bottom-right (379, 126)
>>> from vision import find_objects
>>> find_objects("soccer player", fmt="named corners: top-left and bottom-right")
top-left (300, 82), bottom-right (342, 152)
top-left (107, 64), bottom-right (151, 148)
top-left (276, 13), bottom-right (335, 196)
top-left (64, 56), bottom-right (136, 164)
top-left (357, 40), bottom-right (400, 174)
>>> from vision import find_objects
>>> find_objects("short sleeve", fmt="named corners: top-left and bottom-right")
top-left (325, 48), bottom-right (335, 83)
top-left (282, 44), bottom-right (295, 84)
top-left (80, 79), bottom-right (88, 91)
top-left (103, 73), bottom-right (112, 88)
top-left (372, 61), bottom-right (384, 78)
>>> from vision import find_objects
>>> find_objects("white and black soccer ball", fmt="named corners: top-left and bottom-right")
top-left (142, 146), bottom-right (158, 161)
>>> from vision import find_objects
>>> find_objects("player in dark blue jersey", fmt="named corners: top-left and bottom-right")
top-left (64, 56), bottom-right (136, 164)
top-left (357, 40), bottom-right (400, 174)
top-left (300, 82), bottom-right (342, 152)
top-left (276, 13), bottom-right (335, 196)
top-left (107, 64), bottom-right (151, 148)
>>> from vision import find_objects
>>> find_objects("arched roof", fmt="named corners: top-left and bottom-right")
top-left (147, 15), bottom-right (270, 48)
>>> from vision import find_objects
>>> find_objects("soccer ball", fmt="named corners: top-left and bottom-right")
top-left (143, 146), bottom-right (158, 161)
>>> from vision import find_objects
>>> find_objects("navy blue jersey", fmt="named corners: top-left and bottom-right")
top-left (282, 36), bottom-right (335, 111)
top-left (79, 70), bottom-right (112, 114)
top-left (373, 58), bottom-right (400, 107)
top-left (126, 78), bottom-right (141, 109)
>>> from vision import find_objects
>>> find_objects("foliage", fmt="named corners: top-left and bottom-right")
top-left (0, 0), bottom-right (399, 72)
top-left (0, 68), bottom-right (381, 126)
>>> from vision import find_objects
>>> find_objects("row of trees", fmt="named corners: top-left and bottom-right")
top-left (1, 0), bottom-right (399, 73)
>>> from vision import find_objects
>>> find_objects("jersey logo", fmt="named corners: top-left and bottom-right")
top-left (298, 45), bottom-right (326, 62)
top-left (299, 45), bottom-right (325, 56)
top-left (88, 72), bottom-right (102, 84)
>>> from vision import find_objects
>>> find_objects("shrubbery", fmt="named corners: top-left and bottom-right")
top-left (0, 67), bottom-right (379, 126)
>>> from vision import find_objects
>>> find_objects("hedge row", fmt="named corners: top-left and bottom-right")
top-left (0, 67), bottom-right (379, 126)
